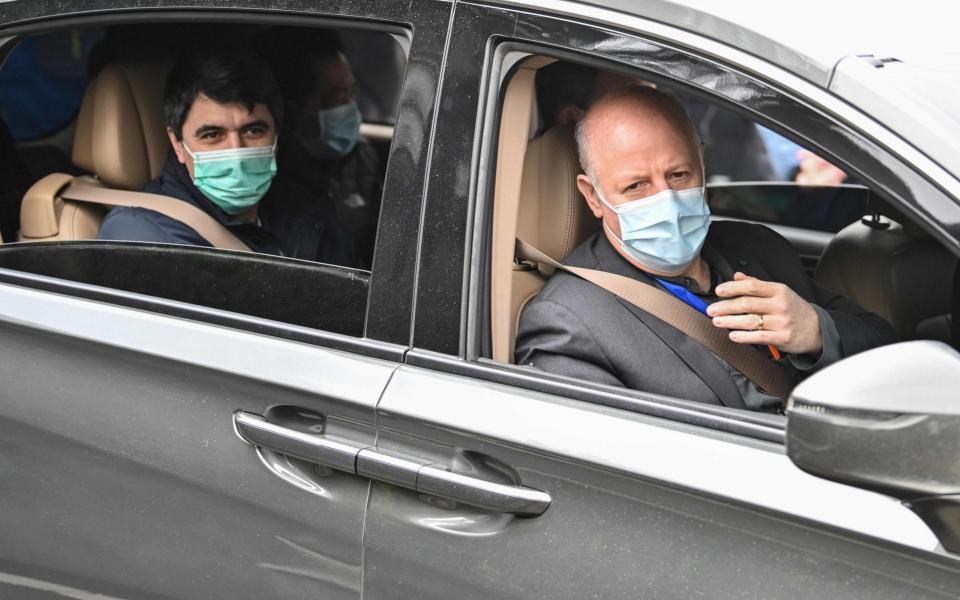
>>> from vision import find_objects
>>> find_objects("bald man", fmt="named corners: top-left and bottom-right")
top-left (514, 87), bottom-right (894, 411)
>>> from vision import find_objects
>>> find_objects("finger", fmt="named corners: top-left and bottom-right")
top-left (733, 271), bottom-right (755, 282)
top-left (714, 277), bottom-right (777, 299)
top-left (728, 329), bottom-right (783, 346)
top-left (707, 296), bottom-right (778, 317)
top-left (712, 314), bottom-right (767, 331)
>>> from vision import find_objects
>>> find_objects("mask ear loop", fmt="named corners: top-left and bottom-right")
top-left (181, 139), bottom-right (197, 160)
top-left (592, 178), bottom-right (633, 257)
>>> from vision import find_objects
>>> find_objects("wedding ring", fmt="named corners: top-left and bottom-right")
top-left (756, 314), bottom-right (764, 330)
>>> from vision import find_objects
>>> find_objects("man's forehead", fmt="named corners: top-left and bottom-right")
top-left (592, 100), bottom-right (696, 148)
top-left (185, 94), bottom-right (273, 127)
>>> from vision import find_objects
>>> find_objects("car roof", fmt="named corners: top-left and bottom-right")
top-left (497, 0), bottom-right (960, 188)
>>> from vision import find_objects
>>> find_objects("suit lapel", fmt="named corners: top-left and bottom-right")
top-left (701, 230), bottom-right (773, 283)
top-left (591, 237), bottom-right (746, 409)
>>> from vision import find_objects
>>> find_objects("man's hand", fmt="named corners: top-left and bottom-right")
top-left (707, 272), bottom-right (823, 355)
top-left (795, 150), bottom-right (847, 186)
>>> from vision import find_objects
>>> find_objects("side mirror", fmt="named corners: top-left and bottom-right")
top-left (786, 341), bottom-right (960, 553)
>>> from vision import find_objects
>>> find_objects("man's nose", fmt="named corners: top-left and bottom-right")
top-left (650, 178), bottom-right (672, 193)
top-left (225, 132), bottom-right (245, 148)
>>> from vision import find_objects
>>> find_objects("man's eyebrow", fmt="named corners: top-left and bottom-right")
top-left (193, 124), bottom-right (225, 138)
top-left (240, 119), bottom-right (270, 130)
top-left (192, 120), bottom-right (270, 138)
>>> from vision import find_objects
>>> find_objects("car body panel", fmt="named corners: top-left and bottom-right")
top-left (0, 280), bottom-right (398, 599)
top-left (363, 365), bottom-right (960, 599)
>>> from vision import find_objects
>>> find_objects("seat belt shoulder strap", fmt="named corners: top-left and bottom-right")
top-left (59, 180), bottom-right (252, 252)
top-left (516, 238), bottom-right (794, 401)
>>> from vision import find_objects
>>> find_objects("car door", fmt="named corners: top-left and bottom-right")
top-left (0, 1), bottom-right (449, 598)
top-left (358, 2), bottom-right (960, 598)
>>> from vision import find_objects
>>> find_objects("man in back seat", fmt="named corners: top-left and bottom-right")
top-left (98, 51), bottom-right (354, 266)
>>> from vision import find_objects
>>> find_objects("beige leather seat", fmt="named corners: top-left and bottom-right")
top-left (491, 123), bottom-right (597, 363)
top-left (489, 55), bottom-right (599, 363)
top-left (18, 61), bottom-right (170, 242)
top-left (512, 125), bottom-right (596, 343)
top-left (815, 209), bottom-right (958, 343)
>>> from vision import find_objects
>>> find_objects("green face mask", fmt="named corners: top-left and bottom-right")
top-left (183, 138), bottom-right (278, 215)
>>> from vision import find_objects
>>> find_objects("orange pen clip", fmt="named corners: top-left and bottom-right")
top-left (768, 345), bottom-right (782, 361)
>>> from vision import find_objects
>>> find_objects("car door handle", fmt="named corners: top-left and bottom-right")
top-left (234, 411), bottom-right (551, 516)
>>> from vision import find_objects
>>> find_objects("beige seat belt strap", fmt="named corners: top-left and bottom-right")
top-left (60, 181), bottom-right (252, 252)
top-left (516, 238), bottom-right (795, 401)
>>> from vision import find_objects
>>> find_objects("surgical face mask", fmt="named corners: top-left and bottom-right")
top-left (304, 100), bottom-right (362, 159)
top-left (594, 179), bottom-right (711, 274)
top-left (183, 138), bottom-right (278, 215)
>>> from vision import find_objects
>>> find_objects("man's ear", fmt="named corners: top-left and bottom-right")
top-left (168, 127), bottom-right (186, 164)
top-left (576, 174), bottom-right (605, 219)
top-left (556, 105), bottom-right (584, 127)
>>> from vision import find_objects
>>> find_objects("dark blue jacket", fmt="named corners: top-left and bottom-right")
top-left (98, 154), bottom-right (355, 266)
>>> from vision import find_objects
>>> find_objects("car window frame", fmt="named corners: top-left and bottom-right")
top-left (408, 4), bottom-right (960, 444)
top-left (0, 0), bottom-right (451, 357)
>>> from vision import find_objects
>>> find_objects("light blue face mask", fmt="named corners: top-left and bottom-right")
top-left (594, 180), bottom-right (711, 274)
top-left (308, 100), bottom-right (362, 158)
top-left (183, 139), bottom-right (278, 215)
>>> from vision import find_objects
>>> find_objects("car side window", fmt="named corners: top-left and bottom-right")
top-left (480, 50), bottom-right (955, 415)
top-left (0, 21), bottom-right (408, 338)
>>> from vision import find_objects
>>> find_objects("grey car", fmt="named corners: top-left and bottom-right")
top-left (0, 1), bottom-right (959, 598)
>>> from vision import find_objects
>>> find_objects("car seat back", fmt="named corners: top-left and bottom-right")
top-left (19, 61), bottom-right (170, 242)
top-left (489, 56), bottom-right (599, 363)
top-left (815, 209), bottom-right (958, 343)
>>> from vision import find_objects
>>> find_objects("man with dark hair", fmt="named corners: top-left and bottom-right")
top-left (535, 62), bottom-right (599, 131)
top-left (98, 51), bottom-right (353, 265)
top-left (259, 29), bottom-right (384, 268)
top-left (515, 86), bottom-right (894, 411)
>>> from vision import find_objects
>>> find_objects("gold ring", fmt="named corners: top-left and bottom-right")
top-left (756, 314), bottom-right (764, 331)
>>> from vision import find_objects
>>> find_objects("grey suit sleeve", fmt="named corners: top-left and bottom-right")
top-left (787, 305), bottom-right (842, 371)
top-left (810, 279), bottom-right (897, 358)
top-left (514, 298), bottom-right (625, 388)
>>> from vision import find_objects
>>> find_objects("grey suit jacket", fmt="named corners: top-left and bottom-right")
top-left (514, 221), bottom-right (896, 408)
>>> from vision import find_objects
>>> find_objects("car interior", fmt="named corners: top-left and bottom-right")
top-left (486, 55), bottom-right (960, 369)
top-left (0, 27), bottom-right (958, 397)
top-left (0, 22), bottom-right (405, 336)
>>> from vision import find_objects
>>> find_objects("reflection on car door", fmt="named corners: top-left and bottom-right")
top-left (0, 282), bottom-right (393, 600)
top-left (361, 364), bottom-right (959, 599)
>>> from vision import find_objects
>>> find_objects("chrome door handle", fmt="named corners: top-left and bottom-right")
top-left (234, 411), bottom-right (551, 516)
top-left (233, 409), bottom-right (363, 472)
top-left (415, 465), bottom-right (552, 516)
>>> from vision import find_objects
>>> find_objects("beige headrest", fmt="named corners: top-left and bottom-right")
top-left (73, 62), bottom-right (170, 190)
top-left (517, 124), bottom-right (597, 261)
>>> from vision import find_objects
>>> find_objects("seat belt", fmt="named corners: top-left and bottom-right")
top-left (516, 238), bottom-right (795, 401)
top-left (59, 180), bottom-right (252, 252)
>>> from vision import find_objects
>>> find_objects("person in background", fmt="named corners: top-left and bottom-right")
top-left (260, 29), bottom-right (384, 268)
